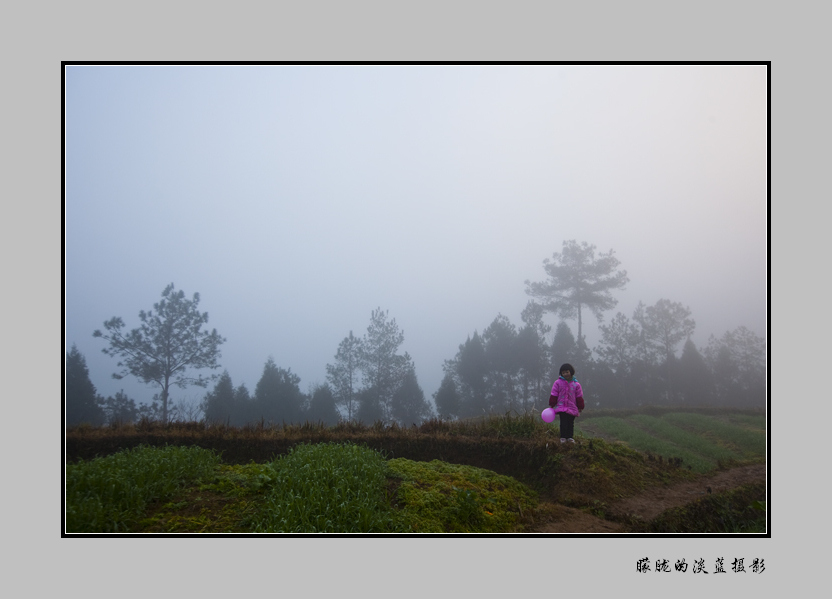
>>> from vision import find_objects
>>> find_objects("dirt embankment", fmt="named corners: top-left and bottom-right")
top-left (529, 463), bottom-right (766, 533)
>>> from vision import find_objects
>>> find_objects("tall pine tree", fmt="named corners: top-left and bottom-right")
top-left (525, 240), bottom-right (628, 341)
top-left (357, 308), bottom-right (408, 423)
top-left (66, 345), bottom-right (105, 426)
top-left (326, 331), bottom-right (363, 422)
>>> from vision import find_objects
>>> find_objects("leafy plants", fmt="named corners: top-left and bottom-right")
top-left (66, 445), bottom-right (221, 533)
top-left (386, 458), bottom-right (539, 533)
top-left (252, 442), bottom-right (407, 533)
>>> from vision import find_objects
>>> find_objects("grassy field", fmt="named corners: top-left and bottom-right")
top-left (575, 409), bottom-right (766, 473)
top-left (65, 406), bottom-right (766, 534)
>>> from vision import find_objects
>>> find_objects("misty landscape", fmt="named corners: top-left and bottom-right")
top-left (65, 64), bottom-right (766, 427)
top-left (64, 64), bottom-right (767, 534)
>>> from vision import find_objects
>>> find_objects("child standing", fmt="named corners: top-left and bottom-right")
top-left (549, 363), bottom-right (585, 443)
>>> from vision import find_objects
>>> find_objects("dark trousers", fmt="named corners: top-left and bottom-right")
top-left (559, 413), bottom-right (575, 439)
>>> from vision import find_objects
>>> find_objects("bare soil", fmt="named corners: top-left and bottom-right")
top-left (526, 463), bottom-right (766, 533)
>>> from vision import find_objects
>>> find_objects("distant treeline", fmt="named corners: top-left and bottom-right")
top-left (66, 300), bottom-right (765, 428)
top-left (66, 307), bottom-right (434, 428)
top-left (67, 241), bottom-right (766, 428)
top-left (434, 301), bottom-right (766, 420)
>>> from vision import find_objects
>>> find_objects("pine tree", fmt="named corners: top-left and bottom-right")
top-left (678, 338), bottom-right (713, 405)
top-left (233, 383), bottom-right (253, 426)
top-left (550, 321), bottom-right (577, 380)
top-left (357, 308), bottom-right (409, 422)
top-left (93, 283), bottom-right (225, 423)
top-left (355, 387), bottom-right (385, 424)
top-left (635, 299), bottom-right (696, 402)
top-left (482, 314), bottom-right (519, 413)
top-left (391, 365), bottom-right (434, 426)
top-left (253, 357), bottom-right (305, 424)
top-left (519, 301), bottom-right (552, 409)
top-left (102, 390), bottom-right (138, 425)
top-left (307, 384), bottom-right (341, 426)
top-left (326, 331), bottom-right (363, 421)
top-left (202, 371), bottom-right (236, 424)
top-left (434, 372), bottom-right (461, 420)
top-left (596, 312), bottom-right (642, 407)
top-left (66, 345), bottom-right (105, 426)
top-left (454, 332), bottom-right (489, 418)
top-left (525, 240), bottom-right (629, 341)
top-left (704, 327), bottom-right (766, 407)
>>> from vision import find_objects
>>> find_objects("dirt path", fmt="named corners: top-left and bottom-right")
top-left (527, 463), bottom-right (766, 533)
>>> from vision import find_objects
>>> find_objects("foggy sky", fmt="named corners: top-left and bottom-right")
top-left (64, 64), bottom-right (767, 410)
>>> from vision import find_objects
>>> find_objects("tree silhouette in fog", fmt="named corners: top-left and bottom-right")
top-left (93, 283), bottom-right (225, 423)
top-left (525, 240), bottom-right (629, 341)
top-left (66, 345), bottom-right (105, 426)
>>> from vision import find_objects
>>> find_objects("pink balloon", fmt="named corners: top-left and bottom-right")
top-left (541, 408), bottom-right (555, 423)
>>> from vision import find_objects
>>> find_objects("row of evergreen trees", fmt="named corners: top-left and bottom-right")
top-left (67, 298), bottom-right (765, 427)
top-left (66, 308), bottom-right (436, 428)
top-left (433, 299), bottom-right (766, 420)
top-left (68, 241), bottom-right (765, 427)
top-left (66, 345), bottom-right (170, 427)
top-left (201, 308), bottom-right (434, 426)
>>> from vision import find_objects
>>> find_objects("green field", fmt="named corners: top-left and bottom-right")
top-left (576, 410), bottom-right (766, 473)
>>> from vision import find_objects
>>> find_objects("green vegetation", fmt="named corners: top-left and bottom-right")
top-left (578, 416), bottom-right (716, 472)
top-left (661, 412), bottom-right (765, 457)
top-left (65, 407), bottom-right (766, 534)
top-left (387, 459), bottom-right (538, 533)
top-left (577, 410), bottom-right (765, 473)
top-left (66, 445), bottom-right (221, 532)
top-left (629, 414), bottom-right (743, 466)
top-left (252, 443), bottom-right (406, 533)
top-left (642, 482), bottom-right (766, 533)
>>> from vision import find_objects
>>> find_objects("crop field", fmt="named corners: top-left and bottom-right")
top-left (575, 410), bottom-right (766, 473)
top-left (65, 406), bottom-right (767, 534)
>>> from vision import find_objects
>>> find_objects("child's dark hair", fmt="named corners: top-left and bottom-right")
top-left (559, 363), bottom-right (575, 376)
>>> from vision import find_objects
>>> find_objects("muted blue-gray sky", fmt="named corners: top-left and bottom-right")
top-left (64, 64), bottom-right (767, 410)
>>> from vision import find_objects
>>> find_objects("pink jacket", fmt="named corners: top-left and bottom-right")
top-left (550, 377), bottom-right (583, 417)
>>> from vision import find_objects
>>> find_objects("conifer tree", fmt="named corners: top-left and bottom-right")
top-left (355, 387), bottom-right (385, 424)
top-left (326, 331), bottom-right (363, 421)
top-left (635, 299), bottom-right (696, 402)
top-left (253, 357), bottom-right (305, 424)
top-left (678, 338), bottom-right (713, 404)
top-left (307, 384), bottom-right (341, 426)
top-left (434, 372), bottom-right (461, 420)
top-left (66, 345), bottom-right (105, 426)
top-left (357, 308), bottom-right (409, 422)
top-left (391, 365), bottom-right (434, 426)
top-left (102, 390), bottom-right (138, 425)
top-left (550, 321), bottom-right (577, 380)
top-left (453, 332), bottom-right (489, 417)
top-left (93, 284), bottom-right (225, 423)
top-left (202, 371), bottom-right (236, 424)
top-left (482, 314), bottom-right (519, 413)
top-left (525, 240), bottom-right (629, 341)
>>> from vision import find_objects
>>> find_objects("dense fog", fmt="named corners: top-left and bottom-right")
top-left (64, 64), bottom-right (767, 421)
